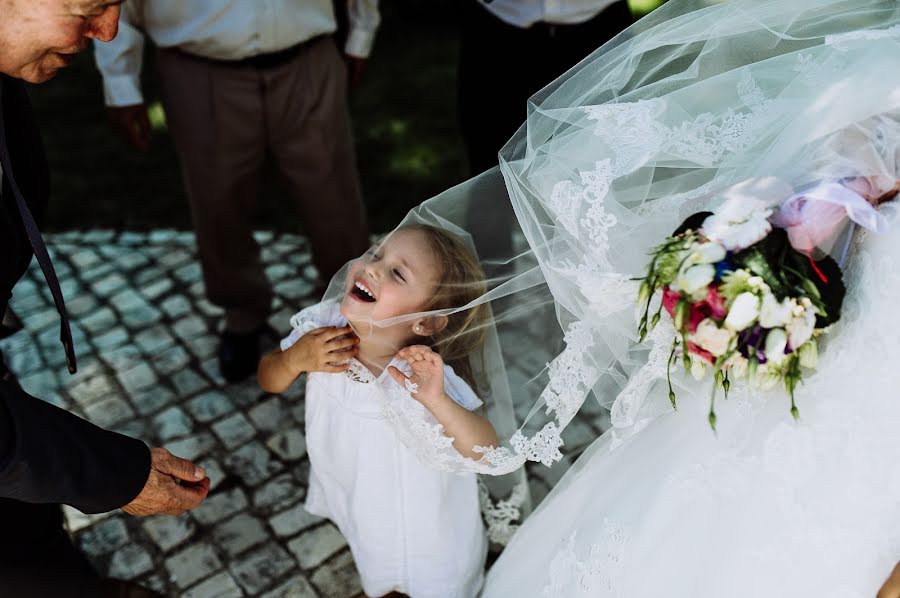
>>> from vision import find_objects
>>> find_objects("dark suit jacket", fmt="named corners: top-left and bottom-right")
top-left (0, 74), bottom-right (150, 514)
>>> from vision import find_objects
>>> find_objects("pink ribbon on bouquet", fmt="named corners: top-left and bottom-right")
top-left (770, 179), bottom-right (889, 256)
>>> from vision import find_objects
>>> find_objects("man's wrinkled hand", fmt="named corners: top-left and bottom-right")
top-left (122, 447), bottom-right (210, 516)
top-left (106, 104), bottom-right (152, 151)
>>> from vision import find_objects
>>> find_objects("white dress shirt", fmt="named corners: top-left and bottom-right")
top-left (480, 0), bottom-right (621, 28)
top-left (95, 0), bottom-right (380, 107)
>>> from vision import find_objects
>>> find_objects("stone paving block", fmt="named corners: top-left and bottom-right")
top-left (79, 306), bottom-right (117, 334)
top-left (173, 315), bottom-right (209, 340)
top-left (266, 428), bottom-right (307, 462)
top-left (143, 514), bottom-right (196, 552)
top-left (24, 307), bottom-right (62, 332)
top-left (211, 513), bottom-right (269, 557)
top-left (118, 231), bottom-right (146, 245)
top-left (93, 272), bottom-right (128, 297)
top-left (197, 456), bottom-right (226, 490)
top-left (110, 288), bottom-right (148, 313)
top-left (107, 544), bottom-right (154, 580)
top-left (275, 279), bottom-right (315, 301)
top-left (165, 542), bottom-right (223, 589)
top-left (174, 368), bottom-right (211, 397)
top-left (112, 418), bottom-right (149, 440)
top-left (70, 248), bottom-right (101, 268)
top-left (68, 374), bottom-right (116, 407)
top-left (151, 344), bottom-right (190, 375)
top-left (192, 334), bottom-right (219, 360)
top-left (175, 262), bottom-right (203, 284)
top-left (165, 431), bottom-right (217, 462)
top-left (78, 516), bottom-right (129, 556)
top-left (66, 293), bottom-right (98, 316)
top-left (248, 397), bottom-right (290, 433)
top-left (157, 248), bottom-right (192, 268)
top-left (121, 304), bottom-right (163, 328)
top-left (117, 362), bottom-right (159, 393)
top-left (253, 473), bottom-right (302, 511)
top-left (93, 327), bottom-right (129, 351)
top-left (115, 251), bottom-right (150, 271)
top-left (187, 390), bottom-right (235, 422)
top-left (132, 386), bottom-right (177, 416)
top-left (135, 325), bottom-right (176, 354)
top-left (63, 507), bottom-right (111, 533)
top-left (153, 406), bottom-right (194, 441)
top-left (100, 344), bottom-right (142, 371)
top-left (17, 369), bottom-right (61, 401)
top-left (82, 262), bottom-right (114, 283)
top-left (184, 572), bottom-right (244, 598)
top-left (309, 550), bottom-right (361, 598)
top-left (261, 575), bottom-right (318, 598)
top-left (148, 229), bottom-right (177, 243)
top-left (192, 487), bottom-right (248, 525)
top-left (196, 298), bottom-right (223, 317)
top-left (269, 502), bottom-right (323, 538)
top-left (287, 523), bottom-right (347, 569)
top-left (161, 295), bottom-right (192, 320)
top-left (230, 544), bottom-right (296, 596)
top-left (225, 441), bottom-right (284, 486)
top-left (212, 412), bottom-right (257, 449)
top-left (140, 277), bottom-right (173, 300)
top-left (83, 395), bottom-right (136, 428)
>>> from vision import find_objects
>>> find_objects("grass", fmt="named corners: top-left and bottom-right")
top-left (27, 0), bottom-right (664, 233)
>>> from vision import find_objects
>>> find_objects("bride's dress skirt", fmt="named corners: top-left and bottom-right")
top-left (483, 214), bottom-right (900, 597)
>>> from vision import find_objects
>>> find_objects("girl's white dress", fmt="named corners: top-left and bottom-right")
top-left (281, 301), bottom-right (487, 598)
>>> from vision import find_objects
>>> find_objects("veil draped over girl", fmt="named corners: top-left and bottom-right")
top-left (307, 0), bottom-right (900, 551)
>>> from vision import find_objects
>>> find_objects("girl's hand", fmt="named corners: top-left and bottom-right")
top-left (878, 562), bottom-right (900, 598)
top-left (388, 345), bottom-right (445, 406)
top-left (286, 326), bottom-right (359, 374)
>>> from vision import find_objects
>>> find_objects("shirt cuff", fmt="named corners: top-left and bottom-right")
top-left (103, 74), bottom-right (145, 107)
top-left (344, 28), bottom-right (376, 58)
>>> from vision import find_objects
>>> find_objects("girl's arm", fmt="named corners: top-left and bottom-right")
top-left (258, 326), bottom-right (359, 394)
top-left (388, 345), bottom-right (498, 460)
top-left (878, 562), bottom-right (900, 598)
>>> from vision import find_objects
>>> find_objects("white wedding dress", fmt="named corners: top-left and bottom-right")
top-left (483, 208), bottom-right (900, 596)
top-left (477, 0), bottom-right (900, 595)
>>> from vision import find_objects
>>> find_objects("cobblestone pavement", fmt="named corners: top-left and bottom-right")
top-left (0, 231), bottom-right (609, 597)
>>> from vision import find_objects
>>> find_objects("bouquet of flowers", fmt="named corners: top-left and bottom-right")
top-left (636, 176), bottom-right (897, 428)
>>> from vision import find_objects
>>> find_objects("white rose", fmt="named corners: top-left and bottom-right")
top-left (724, 292), bottom-right (760, 331)
top-left (687, 242), bottom-right (727, 265)
top-left (701, 197), bottom-right (773, 251)
top-left (764, 328), bottom-right (788, 365)
top-left (693, 318), bottom-right (734, 357)
top-left (787, 306), bottom-right (817, 349)
top-left (759, 294), bottom-right (793, 328)
top-left (674, 264), bottom-right (715, 295)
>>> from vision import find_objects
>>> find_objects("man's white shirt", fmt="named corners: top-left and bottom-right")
top-left (94, 0), bottom-right (380, 107)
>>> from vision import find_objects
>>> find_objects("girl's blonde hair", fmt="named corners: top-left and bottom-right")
top-left (401, 224), bottom-right (490, 394)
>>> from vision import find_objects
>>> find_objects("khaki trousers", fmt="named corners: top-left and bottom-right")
top-left (157, 36), bottom-right (368, 332)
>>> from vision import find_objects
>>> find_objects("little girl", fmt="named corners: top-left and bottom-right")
top-left (258, 224), bottom-right (498, 598)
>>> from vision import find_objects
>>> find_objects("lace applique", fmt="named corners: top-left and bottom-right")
top-left (542, 521), bottom-right (628, 597)
top-left (478, 477), bottom-right (530, 545)
top-left (345, 359), bottom-right (376, 384)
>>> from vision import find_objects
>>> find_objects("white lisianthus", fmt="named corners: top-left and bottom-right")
top-left (724, 353), bottom-right (749, 378)
top-left (759, 293), bottom-right (794, 328)
top-left (693, 318), bottom-right (734, 357)
top-left (764, 328), bottom-right (788, 365)
top-left (673, 264), bottom-right (715, 296)
top-left (753, 364), bottom-right (781, 390)
top-left (686, 241), bottom-right (727, 266)
top-left (787, 305), bottom-right (817, 349)
top-left (799, 339), bottom-right (819, 368)
top-left (724, 292), bottom-right (760, 331)
top-left (691, 358), bottom-right (708, 381)
top-left (701, 198), bottom-right (773, 251)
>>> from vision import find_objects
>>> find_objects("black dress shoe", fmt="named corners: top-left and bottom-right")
top-left (218, 328), bottom-right (263, 383)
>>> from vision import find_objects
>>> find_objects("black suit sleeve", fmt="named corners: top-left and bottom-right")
top-left (0, 380), bottom-right (151, 514)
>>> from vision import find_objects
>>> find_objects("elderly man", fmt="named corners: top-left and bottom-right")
top-left (0, 1), bottom-right (209, 596)
top-left (95, 1), bottom-right (379, 383)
